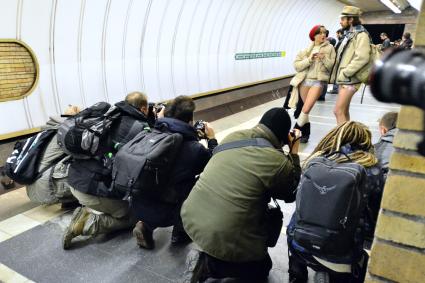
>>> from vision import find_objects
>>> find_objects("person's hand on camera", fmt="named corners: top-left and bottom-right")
top-left (156, 106), bottom-right (165, 119)
top-left (288, 129), bottom-right (301, 154)
top-left (204, 122), bottom-right (215, 140)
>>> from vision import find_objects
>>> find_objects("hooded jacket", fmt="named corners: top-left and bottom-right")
top-left (68, 101), bottom-right (150, 198)
top-left (289, 41), bottom-right (336, 108)
top-left (181, 124), bottom-right (301, 262)
top-left (374, 128), bottom-right (396, 171)
top-left (131, 117), bottom-right (217, 227)
top-left (330, 25), bottom-right (371, 85)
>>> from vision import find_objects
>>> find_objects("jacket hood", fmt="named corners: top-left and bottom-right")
top-left (115, 101), bottom-right (148, 121)
top-left (155, 117), bottom-right (198, 141)
top-left (307, 40), bottom-right (330, 52)
top-left (381, 128), bottom-right (397, 143)
top-left (42, 116), bottom-right (65, 130)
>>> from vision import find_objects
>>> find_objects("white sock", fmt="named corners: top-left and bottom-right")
top-left (297, 112), bottom-right (309, 127)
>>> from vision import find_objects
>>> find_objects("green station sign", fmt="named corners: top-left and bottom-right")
top-left (235, 51), bottom-right (286, 60)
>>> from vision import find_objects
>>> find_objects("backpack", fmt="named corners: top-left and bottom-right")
top-left (354, 32), bottom-right (382, 84)
top-left (57, 102), bottom-right (121, 159)
top-left (294, 154), bottom-right (367, 257)
top-left (111, 127), bottom-right (183, 200)
top-left (5, 129), bottom-right (60, 185)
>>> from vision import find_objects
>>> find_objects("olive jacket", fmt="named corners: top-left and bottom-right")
top-left (181, 124), bottom-right (301, 262)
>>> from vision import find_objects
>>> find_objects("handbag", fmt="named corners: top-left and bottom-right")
top-left (266, 198), bottom-right (283, 247)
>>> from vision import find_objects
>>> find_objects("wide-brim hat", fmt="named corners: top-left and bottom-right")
top-left (340, 5), bottom-right (362, 17)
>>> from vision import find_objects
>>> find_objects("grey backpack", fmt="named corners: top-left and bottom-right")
top-left (57, 102), bottom-right (121, 159)
top-left (111, 127), bottom-right (183, 200)
top-left (294, 154), bottom-right (367, 257)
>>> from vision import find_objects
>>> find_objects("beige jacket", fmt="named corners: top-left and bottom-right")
top-left (289, 41), bottom-right (335, 108)
top-left (331, 31), bottom-right (371, 85)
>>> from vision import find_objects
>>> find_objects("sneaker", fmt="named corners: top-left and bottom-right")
top-left (133, 221), bottom-right (154, 249)
top-left (62, 207), bottom-right (90, 250)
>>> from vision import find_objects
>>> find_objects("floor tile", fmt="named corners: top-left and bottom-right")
top-left (0, 188), bottom-right (37, 222)
top-left (0, 214), bottom-right (41, 237)
top-left (0, 263), bottom-right (31, 283)
top-left (0, 230), bottom-right (12, 243)
top-left (23, 204), bottom-right (64, 223)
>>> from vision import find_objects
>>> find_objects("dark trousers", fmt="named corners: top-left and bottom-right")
top-left (288, 250), bottom-right (366, 283)
top-left (131, 196), bottom-right (185, 234)
top-left (196, 252), bottom-right (272, 283)
top-left (319, 83), bottom-right (328, 100)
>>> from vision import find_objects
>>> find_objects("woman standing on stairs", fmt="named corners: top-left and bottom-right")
top-left (290, 25), bottom-right (336, 143)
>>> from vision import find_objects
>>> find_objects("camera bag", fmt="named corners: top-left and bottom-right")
top-left (5, 129), bottom-right (60, 185)
top-left (111, 126), bottom-right (183, 200)
top-left (57, 102), bottom-right (121, 159)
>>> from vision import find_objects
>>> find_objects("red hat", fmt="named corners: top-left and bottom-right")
top-left (309, 25), bottom-right (322, 41)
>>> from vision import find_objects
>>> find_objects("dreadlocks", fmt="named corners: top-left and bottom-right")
top-left (304, 121), bottom-right (378, 168)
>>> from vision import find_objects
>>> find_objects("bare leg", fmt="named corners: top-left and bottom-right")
top-left (334, 86), bottom-right (356, 125)
top-left (299, 85), bottom-right (310, 104)
top-left (302, 86), bottom-right (323, 114)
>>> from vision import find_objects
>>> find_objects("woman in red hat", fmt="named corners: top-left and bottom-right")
top-left (289, 25), bottom-right (336, 143)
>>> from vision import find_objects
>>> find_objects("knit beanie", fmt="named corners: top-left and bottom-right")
top-left (259, 108), bottom-right (291, 144)
top-left (309, 25), bottom-right (322, 41)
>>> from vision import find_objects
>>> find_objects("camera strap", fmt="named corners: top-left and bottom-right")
top-left (212, 138), bottom-right (275, 156)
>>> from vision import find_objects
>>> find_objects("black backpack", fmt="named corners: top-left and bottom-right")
top-left (111, 127), bottom-right (183, 200)
top-left (294, 154), bottom-right (367, 257)
top-left (56, 102), bottom-right (121, 159)
top-left (5, 129), bottom-right (60, 185)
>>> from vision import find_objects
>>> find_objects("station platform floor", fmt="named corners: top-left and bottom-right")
top-left (0, 88), bottom-right (399, 283)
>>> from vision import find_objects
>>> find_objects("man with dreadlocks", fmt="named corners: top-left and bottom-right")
top-left (286, 121), bottom-right (384, 283)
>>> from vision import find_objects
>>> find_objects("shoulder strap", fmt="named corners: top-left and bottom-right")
top-left (212, 137), bottom-right (280, 206)
top-left (212, 138), bottom-right (274, 155)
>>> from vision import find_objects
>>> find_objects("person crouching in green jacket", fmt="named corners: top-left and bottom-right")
top-left (181, 108), bottom-right (301, 282)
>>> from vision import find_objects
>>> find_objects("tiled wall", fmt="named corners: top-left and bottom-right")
top-left (0, 41), bottom-right (37, 101)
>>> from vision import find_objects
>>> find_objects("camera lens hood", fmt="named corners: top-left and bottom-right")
top-left (371, 49), bottom-right (425, 107)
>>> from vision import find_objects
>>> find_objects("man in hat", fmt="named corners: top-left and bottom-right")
top-left (330, 6), bottom-right (371, 125)
top-left (181, 108), bottom-right (302, 282)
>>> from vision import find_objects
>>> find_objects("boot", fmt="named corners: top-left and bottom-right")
top-left (293, 123), bottom-right (310, 144)
top-left (133, 221), bottom-right (154, 249)
top-left (300, 123), bottom-right (310, 143)
top-left (62, 207), bottom-right (90, 249)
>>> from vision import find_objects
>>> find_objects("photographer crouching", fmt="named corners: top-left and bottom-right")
top-left (181, 108), bottom-right (301, 282)
top-left (130, 96), bottom-right (218, 249)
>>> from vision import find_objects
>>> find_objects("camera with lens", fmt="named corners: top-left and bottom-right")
top-left (370, 48), bottom-right (425, 155)
top-left (148, 102), bottom-right (167, 114)
top-left (154, 103), bottom-right (167, 113)
top-left (194, 120), bottom-right (207, 138)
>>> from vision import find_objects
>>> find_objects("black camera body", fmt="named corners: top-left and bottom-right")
top-left (194, 120), bottom-right (207, 138)
top-left (148, 102), bottom-right (167, 114)
top-left (194, 120), bottom-right (206, 132)
top-left (370, 49), bottom-right (425, 155)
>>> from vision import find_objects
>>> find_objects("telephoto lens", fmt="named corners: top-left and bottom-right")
top-left (370, 48), bottom-right (425, 108)
top-left (370, 48), bottom-right (425, 156)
